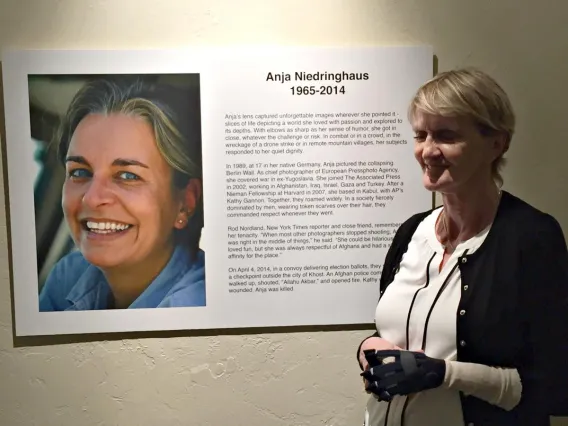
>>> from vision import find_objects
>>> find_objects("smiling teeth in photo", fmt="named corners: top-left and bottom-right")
top-left (86, 221), bottom-right (131, 233)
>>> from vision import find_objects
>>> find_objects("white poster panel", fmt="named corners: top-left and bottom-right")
top-left (1, 47), bottom-right (433, 336)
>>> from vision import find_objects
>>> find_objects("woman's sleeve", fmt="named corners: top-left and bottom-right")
top-left (443, 360), bottom-right (522, 410)
top-left (517, 214), bottom-right (568, 416)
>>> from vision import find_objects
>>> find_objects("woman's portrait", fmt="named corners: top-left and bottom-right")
top-left (357, 68), bottom-right (568, 425)
top-left (29, 74), bottom-right (206, 311)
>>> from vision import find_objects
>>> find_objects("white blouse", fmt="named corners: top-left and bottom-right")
top-left (365, 207), bottom-right (492, 426)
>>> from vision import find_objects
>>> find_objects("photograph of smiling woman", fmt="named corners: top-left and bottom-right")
top-left (36, 75), bottom-right (206, 311)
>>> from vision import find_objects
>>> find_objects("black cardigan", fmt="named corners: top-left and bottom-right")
top-left (358, 191), bottom-right (568, 426)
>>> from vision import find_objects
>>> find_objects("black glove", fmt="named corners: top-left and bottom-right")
top-left (362, 349), bottom-right (395, 402)
top-left (361, 349), bottom-right (446, 399)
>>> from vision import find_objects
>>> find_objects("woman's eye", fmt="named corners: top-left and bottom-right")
top-left (118, 171), bottom-right (140, 181)
top-left (436, 131), bottom-right (458, 142)
top-left (68, 168), bottom-right (91, 179)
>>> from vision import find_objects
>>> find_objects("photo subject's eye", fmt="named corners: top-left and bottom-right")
top-left (117, 171), bottom-right (140, 181)
top-left (68, 168), bottom-right (92, 179)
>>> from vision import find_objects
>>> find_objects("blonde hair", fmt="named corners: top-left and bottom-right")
top-left (408, 67), bottom-right (516, 187)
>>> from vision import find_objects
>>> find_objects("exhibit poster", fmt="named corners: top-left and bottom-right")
top-left (1, 47), bottom-right (433, 336)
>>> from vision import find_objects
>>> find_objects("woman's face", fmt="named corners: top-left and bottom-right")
top-left (62, 113), bottom-right (189, 271)
top-left (411, 111), bottom-right (502, 194)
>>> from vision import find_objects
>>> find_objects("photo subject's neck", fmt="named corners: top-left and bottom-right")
top-left (103, 246), bottom-right (175, 309)
top-left (441, 180), bottom-right (502, 240)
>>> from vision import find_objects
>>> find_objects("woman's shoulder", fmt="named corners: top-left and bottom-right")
top-left (498, 191), bottom-right (566, 243)
top-left (390, 191), bottom-right (566, 248)
top-left (39, 250), bottom-right (97, 311)
top-left (177, 248), bottom-right (205, 283)
top-left (159, 248), bottom-right (206, 308)
top-left (391, 207), bottom-right (437, 244)
top-left (175, 247), bottom-right (205, 274)
top-left (44, 249), bottom-right (92, 284)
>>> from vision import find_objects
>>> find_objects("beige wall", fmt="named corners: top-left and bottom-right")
top-left (0, 0), bottom-right (566, 425)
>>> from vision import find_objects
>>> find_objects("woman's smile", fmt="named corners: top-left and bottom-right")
top-left (80, 218), bottom-right (134, 241)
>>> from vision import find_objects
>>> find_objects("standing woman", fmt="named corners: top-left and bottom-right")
top-left (358, 68), bottom-right (568, 426)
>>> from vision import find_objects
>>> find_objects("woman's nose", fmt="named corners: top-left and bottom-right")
top-left (81, 178), bottom-right (114, 208)
top-left (422, 137), bottom-right (441, 159)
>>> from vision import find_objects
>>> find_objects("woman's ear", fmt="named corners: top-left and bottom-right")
top-left (492, 132), bottom-right (510, 161)
top-left (174, 178), bottom-right (202, 229)
top-left (184, 178), bottom-right (202, 212)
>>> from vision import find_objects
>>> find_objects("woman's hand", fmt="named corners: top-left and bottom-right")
top-left (359, 337), bottom-right (402, 392)
top-left (359, 337), bottom-right (402, 371)
top-left (361, 350), bottom-right (446, 398)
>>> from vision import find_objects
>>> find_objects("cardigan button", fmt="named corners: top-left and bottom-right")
top-left (461, 257), bottom-right (467, 263)
top-left (459, 309), bottom-right (466, 316)
top-left (463, 285), bottom-right (468, 291)
top-left (460, 340), bottom-right (467, 347)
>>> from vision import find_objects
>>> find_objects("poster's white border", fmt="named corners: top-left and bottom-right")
top-left (1, 47), bottom-right (434, 336)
